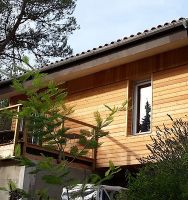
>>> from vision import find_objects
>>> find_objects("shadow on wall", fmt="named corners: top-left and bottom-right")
top-left (23, 166), bottom-right (91, 199)
top-left (106, 134), bottom-right (141, 164)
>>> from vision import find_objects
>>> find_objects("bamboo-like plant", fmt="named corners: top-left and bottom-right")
top-left (8, 72), bottom-right (127, 199)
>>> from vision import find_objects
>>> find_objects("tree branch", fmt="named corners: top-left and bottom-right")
top-left (0, 0), bottom-right (27, 54)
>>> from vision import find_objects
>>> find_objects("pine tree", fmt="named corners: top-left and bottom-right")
top-left (0, 0), bottom-right (78, 78)
top-left (140, 100), bottom-right (151, 132)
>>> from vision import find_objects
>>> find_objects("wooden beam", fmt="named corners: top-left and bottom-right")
top-left (24, 153), bottom-right (92, 170)
top-left (24, 143), bottom-right (93, 163)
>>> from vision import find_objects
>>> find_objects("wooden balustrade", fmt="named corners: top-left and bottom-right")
top-left (0, 104), bottom-right (21, 158)
top-left (0, 105), bottom-right (96, 168)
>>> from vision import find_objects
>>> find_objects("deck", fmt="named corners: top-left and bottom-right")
top-left (0, 104), bottom-right (95, 169)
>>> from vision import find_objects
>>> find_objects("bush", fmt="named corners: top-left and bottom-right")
top-left (127, 117), bottom-right (188, 200)
top-left (114, 189), bottom-right (128, 200)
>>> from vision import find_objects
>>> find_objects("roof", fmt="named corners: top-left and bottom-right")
top-left (0, 17), bottom-right (187, 86)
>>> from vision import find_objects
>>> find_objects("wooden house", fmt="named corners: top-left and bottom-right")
top-left (0, 17), bottom-right (188, 197)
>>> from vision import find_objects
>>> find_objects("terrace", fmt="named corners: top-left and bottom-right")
top-left (0, 104), bottom-right (95, 169)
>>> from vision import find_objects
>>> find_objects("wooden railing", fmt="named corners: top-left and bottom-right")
top-left (0, 105), bottom-right (96, 168)
top-left (0, 104), bottom-right (22, 158)
top-left (0, 104), bottom-right (22, 145)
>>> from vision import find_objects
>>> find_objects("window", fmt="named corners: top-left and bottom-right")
top-left (132, 80), bottom-right (152, 134)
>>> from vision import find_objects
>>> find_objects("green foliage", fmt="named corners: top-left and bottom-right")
top-left (127, 117), bottom-right (188, 200)
top-left (127, 160), bottom-right (188, 200)
top-left (12, 73), bottom-right (127, 162)
top-left (17, 156), bottom-right (35, 168)
top-left (14, 144), bottom-right (21, 157)
top-left (42, 175), bottom-right (62, 185)
top-left (141, 116), bottom-right (188, 163)
top-left (22, 56), bottom-right (30, 65)
top-left (34, 189), bottom-right (53, 200)
top-left (34, 190), bottom-right (50, 200)
top-left (0, 180), bottom-right (29, 200)
top-left (114, 189), bottom-right (128, 200)
top-left (70, 145), bottom-right (79, 157)
top-left (89, 161), bottom-right (121, 185)
top-left (12, 72), bottom-right (74, 159)
top-left (8, 72), bottom-right (128, 199)
top-left (17, 154), bottom-right (75, 189)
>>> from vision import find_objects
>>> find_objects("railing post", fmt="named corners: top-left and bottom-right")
top-left (22, 119), bottom-right (28, 156)
top-left (92, 128), bottom-right (97, 172)
top-left (13, 105), bottom-right (20, 156)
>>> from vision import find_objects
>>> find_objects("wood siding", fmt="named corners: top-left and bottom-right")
top-left (8, 45), bottom-right (188, 168)
top-left (153, 65), bottom-right (188, 128)
top-left (65, 46), bottom-right (188, 168)
top-left (66, 79), bottom-right (153, 167)
top-left (66, 81), bottom-right (128, 162)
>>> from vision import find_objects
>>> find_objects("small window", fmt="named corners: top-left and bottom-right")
top-left (132, 80), bottom-right (152, 134)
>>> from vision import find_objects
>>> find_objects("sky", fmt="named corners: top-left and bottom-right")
top-left (69, 0), bottom-right (188, 54)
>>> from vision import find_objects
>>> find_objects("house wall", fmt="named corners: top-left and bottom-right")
top-left (0, 164), bottom-right (25, 200)
top-left (65, 45), bottom-right (188, 168)
top-left (153, 65), bottom-right (188, 128)
top-left (23, 165), bottom-right (91, 199)
top-left (0, 161), bottom-right (91, 199)
top-left (66, 81), bottom-right (129, 167)
top-left (8, 45), bottom-right (188, 168)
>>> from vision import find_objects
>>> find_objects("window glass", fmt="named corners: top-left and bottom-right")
top-left (133, 81), bottom-right (152, 134)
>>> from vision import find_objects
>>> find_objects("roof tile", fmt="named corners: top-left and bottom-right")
top-left (0, 17), bottom-right (187, 83)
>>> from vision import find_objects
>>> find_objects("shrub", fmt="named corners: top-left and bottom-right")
top-left (127, 117), bottom-right (188, 200)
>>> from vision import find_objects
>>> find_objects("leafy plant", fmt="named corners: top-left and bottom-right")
top-left (114, 189), bottom-right (128, 200)
top-left (88, 161), bottom-right (121, 185)
top-left (8, 72), bottom-right (127, 199)
top-left (127, 117), bottom-right (188, 200)
top-left (0, 180), bottom-right (28, 200)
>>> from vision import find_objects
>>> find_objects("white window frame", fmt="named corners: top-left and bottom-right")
top-left (132, 80), bottom-right (152, 135)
